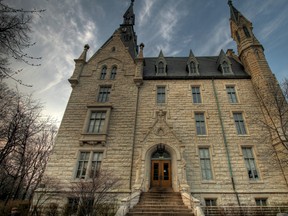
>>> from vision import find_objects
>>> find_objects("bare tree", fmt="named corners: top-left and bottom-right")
top-left (0, 81), bottom-right (57, 203)
top-left (0, 1), bottom-right (44, 84)
top-left (67, 171), bottom-right (121, 216)
top-left (254, 78), bottom-right (288, 185)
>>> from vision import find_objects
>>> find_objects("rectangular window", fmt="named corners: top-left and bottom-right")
top-left (195, 113), bottom-right (206, 135)
top-left (67, 198), bottom-right (79, 214)
top-left (87, 111), bottom-right (106, 133)
top-left (226, 86), bottom-right (238, 103)
top-left (97, 86), bottom-right (111, 102)
top-left (233, 113), bottom-right (247, 135)
top-left (157, 86), bottom-right (166, 104)
top-left (205, 199), bottom-right (217, 206)
top-left (192, 86), bottom-right (202, 103)
top-left (75, 152), bottom-right (103, 179)
top-left (255, 198), bottom-right (267, 206)
top-left (242, 147), bottom-right (259, 180)
top-left (199, 148), bottom-right (213, 180)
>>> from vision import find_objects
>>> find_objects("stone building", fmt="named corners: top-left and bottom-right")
top-left (38, 0), bottom-right (288, 214)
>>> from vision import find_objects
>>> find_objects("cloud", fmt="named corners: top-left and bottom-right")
top-left (138, 0), bottom-right (155, 27)
top-left (198, 18), bottom-right (233, 56)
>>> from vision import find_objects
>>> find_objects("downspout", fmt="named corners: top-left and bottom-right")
top-left (129, 84), bottom-right (140, 190)
top-left (212, 79), bottom-right (241, 206)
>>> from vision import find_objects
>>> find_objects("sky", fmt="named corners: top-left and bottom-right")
top-left (5, 0), bottom-right (288, 125)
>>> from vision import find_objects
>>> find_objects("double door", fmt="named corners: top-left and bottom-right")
top-left (151, 160), bottom-right (171, 188)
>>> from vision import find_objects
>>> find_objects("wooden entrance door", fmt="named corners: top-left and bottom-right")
top-left (151, 160), bottom-right (171, 188)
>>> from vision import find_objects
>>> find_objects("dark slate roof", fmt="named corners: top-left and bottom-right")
top-left (143, 56), bottom-right (250, 80)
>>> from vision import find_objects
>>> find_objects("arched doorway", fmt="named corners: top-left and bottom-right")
top-left (150, 145), bottom-right (172, 188)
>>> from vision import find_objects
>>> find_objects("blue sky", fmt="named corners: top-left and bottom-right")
top-left (6, 0), bottom-right (288, 124)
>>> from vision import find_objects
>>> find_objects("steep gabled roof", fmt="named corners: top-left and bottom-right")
top-left (143, 56), bottom-right (250, 79)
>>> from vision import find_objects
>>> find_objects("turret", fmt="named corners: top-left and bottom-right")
top-left (68, 44), bottom-right (89, 87)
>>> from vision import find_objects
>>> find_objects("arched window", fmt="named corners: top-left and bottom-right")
top-left (222, 61), bottom-right (230, 74)
top-left (100, 66), bottom-right (107, 80)
top-left (243, 26), bottom-right (251, 38)
top-left (190, 61), bottom-right (197, 74)
top-left (110, 66), bottom-right (117, 79)
top-left (158, 62), bottom-right (164, 74)
top-left (151, 149), bottom-right (171, 159)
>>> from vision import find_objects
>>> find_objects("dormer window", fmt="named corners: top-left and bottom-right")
top-left (155, 50), bottom-right (167, 76)
top-left (222, 61), bottom-right (231, 74)
top-left (187, 50), bottom-right (199, 76)
top-left (158, 62), bottom-right (164, 74)
top-left (243, 26), bottom-right (251, 38)
top-left (189, 61), bottom-right (197, 74)
top-left (217, 50), bottom-right (233, 75)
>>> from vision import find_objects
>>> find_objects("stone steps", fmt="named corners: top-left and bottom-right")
top-left (126, 189), bottom-right (194, 216)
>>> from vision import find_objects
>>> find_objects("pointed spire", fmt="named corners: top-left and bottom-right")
top-left (158, 50), bottom-right (164, 58)
top-left (123, 0), bottom-right (135, 25)
top-left (228, 0), bottom-right (241, 24)
top-left (77, 44), bottom-right (90, 62)
top-left (189, 49), bottom-right (195, 58)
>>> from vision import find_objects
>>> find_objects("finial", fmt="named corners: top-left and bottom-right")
top-left (131, 0), bottom-right (134, 5)
top-left (228, 0), bottom-right (233, 6)
top-left (84, 44), bottom-right (90, 50)
top-left (138, 43), bottom-right (145, 58)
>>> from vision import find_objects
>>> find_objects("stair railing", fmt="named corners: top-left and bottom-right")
top-left (177, 178), bottom-right (205, 216)
top-left (115, 178), bottom-right (144, 216)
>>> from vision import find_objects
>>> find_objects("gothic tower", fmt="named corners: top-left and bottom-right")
top-left (229, 0), bottom-right (288, 184)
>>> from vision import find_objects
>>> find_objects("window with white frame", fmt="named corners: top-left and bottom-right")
top-left (157, 86), bottom-right (166, 104)
top-left (192, 86), bottom-right (202, 103)
top-left (205, 198), bottom-right (217, 206)
top-left (255, 198), bottom-right (267, 206)
top-left (199, 148), bottom-right (213, 180)
top-left (110, 66), bottom-right (117, 79)
top-left (226, 86), bottom-right (238, 103)
top-left (195, 113), bottom-right (206, 135)
top-left (242, 147), bottom-right (259, 180)
top-left (97, 86), bottom-right (111, 102)
top-left (100, 66), bottom-right (107, 80)
top-left (87, 111), bottom-right (106, 133)
top-left (233, 112), bottom-right (247, 135)
top-left (75, 152), bottom-right (103, 179)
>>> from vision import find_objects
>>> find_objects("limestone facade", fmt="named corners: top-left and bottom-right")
top-left (39, 0), bottom-right (288, 210)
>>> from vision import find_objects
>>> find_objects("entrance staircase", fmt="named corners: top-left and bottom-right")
top-left (126, 188), bottom-right (194, 216)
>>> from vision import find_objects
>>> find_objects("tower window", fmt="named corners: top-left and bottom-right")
top-left (243, 26), bottom-right (251, 38)
top-left (236, 31), bottom-right (241, 42)
top-left (242, 147), bottom-right (259, 180)
top-left (199, 148), bottom-right (213, 180)
top-left (100, 66), bottom-right (107, 80)
top-left (195, 113), bottom-right (206, 135)
top-left (110, 66), bottom-right (117, 79)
